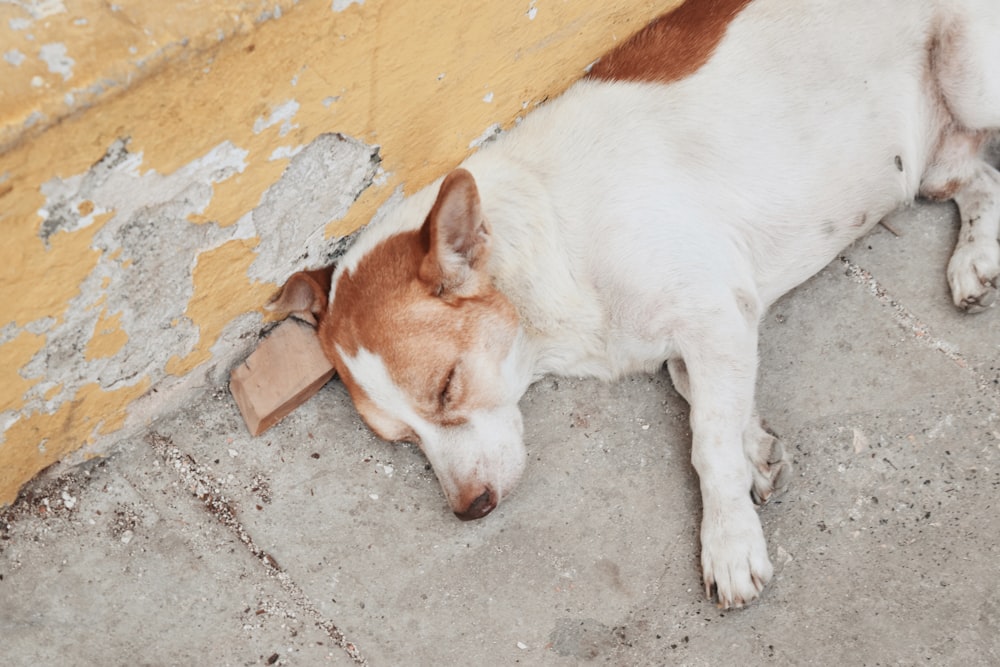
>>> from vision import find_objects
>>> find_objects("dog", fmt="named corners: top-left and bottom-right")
top-left (269, 0), bottom-right (1000, 608)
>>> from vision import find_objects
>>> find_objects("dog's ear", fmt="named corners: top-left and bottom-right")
top-left (266, 266), bottom-right (334, 326)
top-left (419, 168), bottom-right (491, 297)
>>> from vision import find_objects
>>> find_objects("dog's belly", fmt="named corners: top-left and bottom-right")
top-left (514, 78), bottom-right (936, 314)
top-left (573, 86), bottom-right (934, 305)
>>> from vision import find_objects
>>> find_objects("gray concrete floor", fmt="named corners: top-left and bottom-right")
top-left (2, 199), bottom-right (999, 666)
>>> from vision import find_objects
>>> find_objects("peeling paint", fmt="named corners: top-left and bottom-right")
top-left (0, 330), bottom-right (45, 412)
top-left (5, 131), bottom-right (377, 455)
top-left (39, 42), bottom-right (73, 80)
top-left (0, 0), bottom-right (671, 505)
top-left (253, 99), bottom-right (299, 136)
top-left (0, 0), bottom-right (309, 153)
top-left (12, 139), bottom-right (251, 432)
top-left (37, 138), bottom-right (135, 244)
top-left (332, 0), bottom-right (363, 12)
top-left (6, 0), bottom-right (67, 20)
top-left (268, 144), bottom-right (303, 161)
top-left (4, 49), bottom-right (25, 66)
top-left (23, 109), bottom-right (43, 127)
top-left (469, 123), bottom-right (503, 150)
top-left (247, 132), bottom-right (380, 281)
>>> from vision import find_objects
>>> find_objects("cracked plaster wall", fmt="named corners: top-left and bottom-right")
top-left (0, 0), bottom-right (673, 505)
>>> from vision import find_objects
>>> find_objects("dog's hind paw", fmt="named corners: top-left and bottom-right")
top-left (948, 242), bottom-right (999, 313)
top-left (745, 420), bottom-right (792, 505)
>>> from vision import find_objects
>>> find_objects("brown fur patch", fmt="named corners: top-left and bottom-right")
top-left (922, 178), bottom-right (963, 201)
top-left (323, 228), bottom-right (519, 437)
top-left (588, 0), bottom-right (753, 84)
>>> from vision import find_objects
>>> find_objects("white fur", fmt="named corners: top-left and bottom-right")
top-left (328, 0), bottom-right (1000, 608)
top-left (338, 342), bottom-right (529, 513)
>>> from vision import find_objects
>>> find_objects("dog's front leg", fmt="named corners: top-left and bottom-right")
top-left (682, 317), bottom-right (772, 608)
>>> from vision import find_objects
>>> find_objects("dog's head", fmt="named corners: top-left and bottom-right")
top-left (270, 169), bottom-right (528, 520)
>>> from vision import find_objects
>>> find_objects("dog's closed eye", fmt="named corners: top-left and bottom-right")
top-left (438, 366), bottom-right (456, 408)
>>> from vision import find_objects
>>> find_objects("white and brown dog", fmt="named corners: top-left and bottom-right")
top-left (270, 0), bottom-right (1000, 608)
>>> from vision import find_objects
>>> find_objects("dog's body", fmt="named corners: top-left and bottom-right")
top-left (273, 0), bottom-right (1000, 608)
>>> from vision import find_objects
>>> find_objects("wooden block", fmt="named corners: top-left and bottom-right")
top-left (230, 319), bottom-right (336, 436)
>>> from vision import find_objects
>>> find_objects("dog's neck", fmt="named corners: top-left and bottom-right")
top-left (467, 152), bottom-right (614, 382)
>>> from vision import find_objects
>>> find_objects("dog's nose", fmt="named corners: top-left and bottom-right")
top-left (454, 489), bottom-right (496, 521)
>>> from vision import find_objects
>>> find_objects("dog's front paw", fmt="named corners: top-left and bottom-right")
top-left (948, 242), bottom-right (999, 312)
top-left (701, 505), bottom-right (773, 609)
top-left (745, 420), bottom-right (792, 505)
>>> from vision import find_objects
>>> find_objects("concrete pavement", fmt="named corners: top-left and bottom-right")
top-left (2, 198), bottom-right (999, 665)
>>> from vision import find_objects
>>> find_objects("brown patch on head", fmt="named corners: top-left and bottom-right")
top-left (588, 0), bottom-right (753, 84)
top-left (320, 170), bottom-right (521, 440)
top-left (326, 231), bottom-right (518, 433)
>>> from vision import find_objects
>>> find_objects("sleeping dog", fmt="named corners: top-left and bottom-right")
top-left (270, 0), bottom-right (1000, 607)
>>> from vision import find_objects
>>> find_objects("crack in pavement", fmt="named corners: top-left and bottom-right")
top-left (839, 255), bottom-right (999, 398)
top-left (145, 431), bottom-right (368, 665)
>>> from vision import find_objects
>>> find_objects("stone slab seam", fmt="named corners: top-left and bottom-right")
top-left (145, 431), bottom-right (368, 665)
top-left (839, 255), bottom-right (999, 399)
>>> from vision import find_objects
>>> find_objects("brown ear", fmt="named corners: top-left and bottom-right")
top-left (266, 266), bottom-right (334, 326)
top-left (419, 168), bottom-right (491, 297)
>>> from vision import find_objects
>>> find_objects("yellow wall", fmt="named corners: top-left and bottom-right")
top-left (0, 0), bottom-right (673, 506)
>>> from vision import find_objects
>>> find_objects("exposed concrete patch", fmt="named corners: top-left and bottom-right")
top-left (6, 139), bottom-right (249, 444)
top-left (332, 0), bottom-right (364, 12)
top-left (38, 42), bottom-right (73, 81)
top-left (37, 137), bottom-right (135, 245)
top-left (115, 311), bottom-right (264, 443)
top-left (4, 129), bottom-right (383, 478)
top-left (247, 132), bottom-right (380, 281)
top-left (469, 122), bottom-right (503, 149)
top-left (268, 144), bottom-right (303, 161)
top-left (4, 0), bottom-right (67, 21)
top-left (253, 99), bottom-right (300, 136)
top-left (3, 48), bottom-right (25, 66)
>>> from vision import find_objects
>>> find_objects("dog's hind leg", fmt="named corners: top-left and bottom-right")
top-left (945, 163), bottom-right (1000, 311)
top-left (669, 358), bottom-right (791, 504)
top-left (922, 4), bottom-right (1000, 310)
top-left (921, 132), bottom-right (1000, 311)
top-left (744, 419), bottom-right (791, 505)
top-left (667, 357), bottom-right (692, 402)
